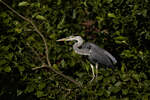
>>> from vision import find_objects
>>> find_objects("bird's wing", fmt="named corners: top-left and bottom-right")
top-left (103, 51), bottom-right (117, 64)
top-left (82, 42), bottom-right (117, 66)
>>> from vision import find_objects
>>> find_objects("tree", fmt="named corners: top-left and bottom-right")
top-left (0, 0), bottom-right (150, 99)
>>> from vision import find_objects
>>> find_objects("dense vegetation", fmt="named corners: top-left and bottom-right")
top-left (0, 0), bottom-right (150, 99)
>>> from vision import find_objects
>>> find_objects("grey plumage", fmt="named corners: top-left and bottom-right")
top-left (81, 42), bottom-right (117, 67)
top-left (57, 36), bottom-right (117, 83)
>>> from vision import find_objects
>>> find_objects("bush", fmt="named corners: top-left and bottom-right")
top-left (0, 0), bottom-right (150, 99)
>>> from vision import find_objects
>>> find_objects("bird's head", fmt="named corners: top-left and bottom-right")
top-left (57, 36), bottom-right (82, 42)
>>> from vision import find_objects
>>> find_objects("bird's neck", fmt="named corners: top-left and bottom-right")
top-left (73, 38), bottom-right (90, 56)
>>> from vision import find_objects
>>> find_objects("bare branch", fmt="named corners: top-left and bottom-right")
top-left (0, 0), bottom-right (51, 66)
top-left (32, 63), bottom-right (48, 70)
top-left (0, 0), bottom-right (82, 87)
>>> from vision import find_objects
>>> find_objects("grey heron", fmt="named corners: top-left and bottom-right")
top-left (57, 36), bottom-right (117, 83)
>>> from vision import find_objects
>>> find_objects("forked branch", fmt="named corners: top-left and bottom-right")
top-left (0, 0), bottom-right (82, 87)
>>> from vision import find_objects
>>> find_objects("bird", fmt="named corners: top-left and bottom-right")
top-left (57, 36), bottom-right (117, 83)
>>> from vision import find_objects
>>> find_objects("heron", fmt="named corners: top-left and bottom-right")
top-left (57, 36), bottom-right (117, 83)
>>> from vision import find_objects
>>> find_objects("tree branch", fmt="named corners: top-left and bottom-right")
top-left (0, 0), bottom-right (82, 87)
top-left (32, 63), bottom-right (48, 70)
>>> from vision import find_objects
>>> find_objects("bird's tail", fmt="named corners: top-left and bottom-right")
top-left (104, 51), bottom-right (117, 64)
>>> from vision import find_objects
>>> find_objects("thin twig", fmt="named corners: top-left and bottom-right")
top-left (0, 0), bottom-right (51, 66)
top-left (0, 0), bottom-right (82, 87)
top-left (32, 66), bottom-right (47, 70)
top-left (32, 63), bottom-right (48, 70)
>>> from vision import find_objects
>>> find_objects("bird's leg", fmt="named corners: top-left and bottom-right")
top-left (90, 64), bottom-right (95, 83)
top-left (95, 63), bottom-right (98, 81)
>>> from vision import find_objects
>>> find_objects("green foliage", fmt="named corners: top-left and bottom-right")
top-left (0, 0), bottom-right (150, 99)
top-left (18, 1), bottom-right (29, 7)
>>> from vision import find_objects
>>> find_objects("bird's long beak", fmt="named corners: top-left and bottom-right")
top-left (56, 38), bottom-right (70, 41)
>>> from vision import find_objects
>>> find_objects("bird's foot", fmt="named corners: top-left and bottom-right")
top-left (95, 63), bottom-right (98, 82)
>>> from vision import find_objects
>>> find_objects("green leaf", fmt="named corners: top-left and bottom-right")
top-left (97, 75), bottom-right (103, 81)
top-left (104, 90), bottom-right (111, 97)
top-left (6, 53), bottom-right (13, 60)
top-left (38, 83), bottom-right (46, 90)
top-left (122, 97), bottom-right (129, 100)
top-left (96, 16), bottom-right (104, 22)
top-left (132, 74), bottom-right (139, 81)
top-left (120, 74), bottom-right (130, 82)
top-left (108, 13), bottom-right (116, 18)
top-left (57, 0), bottom-right (61, 5)
top-left (36, 91), bottom-right (45, 98)
top-left (115, 40), bottom-right (124, 44)
top-left (0, 12), bottom-right (7, 18)
top-left (4, 66), bottom-right (11, 72)
top-left (139, 72), bottom-right (147, 79)
top-left (76, 72), bottom-right (85, 78)
top-left (50, 33), bottom-right (56, 39)
top-left (18, 1), bottom-right (29, 6)
top-left (113, 31), bottom-right (120, 35)
top-left (97, 89), bottom-right (104, 96)
top-left (72, 9), bottom-right (76, 19)
top-left (83, 61), bottom-right (90, 72)
top-left (57, 15), bottom-right (65, 29)
top-left (114, 36), bottom-right (128, 44)
top-left (18, 66), bottom-right (25, 72)
top-left (36, 15), bottom-right (46, 20)
top-left (122, 89), bottom-right (128, 95)
top-left (60, 59), bottom-right (65, 68)
top-left (30, 2), bottom-right (40, 8)
top-left (115, 81), bottom-right (121, 87)
top-left (17, 89), bottom-right (23, 96)
top-left (112, 87), bottom-right (120, 93)
top-left (142, 9), bottom-right (147, 17)
top-left (27, 36), bottom-right (35, 41)
top-left (52, 64), bottom-right (59, 70)
top-left (114, 36), bottom-right (128, 41)
top-left (25, 85), bottom-right (34, 93)
top-left (121, 63), bottom-right (126, 73)
top-left (0, 59), bottom-right (7, 66)
top-left (15, 28), bottom-right (22, 33)
top-left (106, 0), bottom-right (112, 3)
